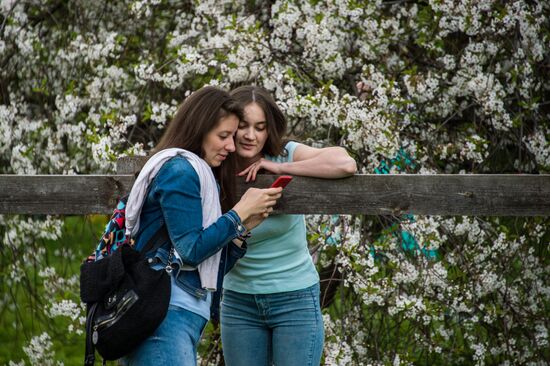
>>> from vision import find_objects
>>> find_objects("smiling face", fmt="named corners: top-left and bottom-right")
top-left (202, 113), bottom-right (239, 167)
top-left (235, 102), bottom-right (269, 162)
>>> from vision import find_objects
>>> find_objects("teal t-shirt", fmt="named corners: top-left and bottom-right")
top-left (223, 141), bottom-right (320, 294)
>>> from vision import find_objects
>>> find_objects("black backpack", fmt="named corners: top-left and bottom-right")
top-left (80, 195), bottom-right (172, 365)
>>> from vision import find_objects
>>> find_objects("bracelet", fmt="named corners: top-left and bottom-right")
top-left (236, 230), bottom-right (251, 241)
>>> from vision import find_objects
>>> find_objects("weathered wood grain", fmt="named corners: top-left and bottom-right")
top-left (117, 156), bottom-right (147, 175)
top-left (0, 174), bottom-right (548, 216)
top-left (0, 175), bottom-right (134, 215)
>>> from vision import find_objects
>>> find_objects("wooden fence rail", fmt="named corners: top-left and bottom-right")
top-left (0, 157), bottom-right (549, 216)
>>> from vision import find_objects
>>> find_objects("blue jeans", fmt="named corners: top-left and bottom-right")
top-left (221, 283), bottom-right (324, 366)
top-left (122, 305), bottom-right (207, 366)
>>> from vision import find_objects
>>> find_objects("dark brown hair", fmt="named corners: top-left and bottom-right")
top-left (230, 85), bottom-right (287, 157)
top-left (153, 86), bottom-right (243, 212)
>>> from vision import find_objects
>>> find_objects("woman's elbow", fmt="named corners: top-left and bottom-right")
top-left (342, 159), bottom-right (357, 175)
top-left (337, 148), bottom-right (357, 175)
top-left (332, 147), bottom-right (357, 175)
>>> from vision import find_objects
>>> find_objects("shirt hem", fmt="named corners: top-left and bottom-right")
top-left (222, 276), bottom-right (319, 295)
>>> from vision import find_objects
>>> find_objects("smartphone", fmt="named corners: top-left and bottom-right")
top-left (270, 175), bottom-right (293, 188)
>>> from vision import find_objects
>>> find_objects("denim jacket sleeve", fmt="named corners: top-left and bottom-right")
top-left (226, 241), bottom-right (246, 272)
top-left (210, 241), bottom-right (247, 323)
top-left (152, 157), bottom-right (246, 267)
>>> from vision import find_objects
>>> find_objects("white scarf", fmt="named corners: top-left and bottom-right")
top-left (125, 148), bottom-right (222, 290)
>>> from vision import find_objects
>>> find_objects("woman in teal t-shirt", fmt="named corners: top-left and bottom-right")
top-left (221, 86), bottom-right (357, 366)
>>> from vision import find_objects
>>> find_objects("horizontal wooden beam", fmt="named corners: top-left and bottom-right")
top-left (0, 174), bottom-right (548, 216)
top-left (0, 175), bottom-right (134, 215)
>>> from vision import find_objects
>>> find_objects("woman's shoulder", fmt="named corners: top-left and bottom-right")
top-left (157, 155), bottom-right (193, 173)
top-left (284, 140), bottom-right (300, 157)
top-left (155, 156), bottom-right (199, 186)
top-left (267, 140), bottom-right (301, 163)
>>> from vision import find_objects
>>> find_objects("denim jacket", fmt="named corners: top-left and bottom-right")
top-left (133, 156), bottom-right (247, 320)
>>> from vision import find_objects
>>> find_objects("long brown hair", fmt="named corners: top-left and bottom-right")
top-left (230, 85), bottom-right (287, 157)
top-left (153, 86), bottom-right (243, 212)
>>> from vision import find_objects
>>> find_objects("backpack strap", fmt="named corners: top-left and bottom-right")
top-left (140, 225), bottom-right (170, 255)
top-left (84, 302), bottom-right (99, 366)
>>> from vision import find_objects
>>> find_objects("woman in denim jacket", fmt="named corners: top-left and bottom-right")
top-left (123, 86), bottom-right (282, 365)
top-left (221, 86), bottom-right (357, 366)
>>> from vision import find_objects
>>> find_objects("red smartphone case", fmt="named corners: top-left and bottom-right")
top-left (270, 175), bottom-right (293, 188)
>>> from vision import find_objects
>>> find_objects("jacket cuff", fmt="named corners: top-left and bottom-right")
top-left (224, 210), bottom-right (248, 238)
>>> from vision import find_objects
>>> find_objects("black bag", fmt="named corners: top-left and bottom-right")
top-left (80, 226), bottom-right (172, 365)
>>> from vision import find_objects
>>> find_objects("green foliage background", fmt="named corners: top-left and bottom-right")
top-left (0, 217), bottom-right (105, 364)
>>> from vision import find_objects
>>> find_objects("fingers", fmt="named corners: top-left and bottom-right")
top-left (265, 187), bottom-right (283, 195)
top-left (240, 160), bottom-right (263, 182)
top-left (241, 187), bottom-right (282, 217)
top-left (246, 163), bottom-right (261, 182)
top-left (265, 191), bottom-right (282, 203)
top-left (246, 167), bottom-right (254, 182)
top-left (257, 194), bottom-right (278, 209)
top-left (238, 166), bottom-right (251, 176)
top-left (262, 207), bottom-right (274, 218)
top-left (252, 194), bottom-right (278, 217)
top-left (240, 159), bottom-right (282, 182)
top-left (245, 166), bottom-right (253, 182)
top-left (247, 207), bottom-right (274, 225)
top-left (261, 197), bottom-right (278, 216)
top-left (266, 194), bottom-right (281, 203)
top-left (243, 186), bottom-right (281, 199)
top-left (238, 163), bottom-right (258, 179)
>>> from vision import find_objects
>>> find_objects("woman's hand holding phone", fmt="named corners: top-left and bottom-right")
top-left (238, 176), bottom-right (292, 230)
top-left (232, 187), bottom-right (283, 230)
